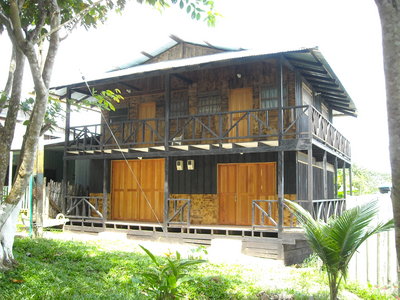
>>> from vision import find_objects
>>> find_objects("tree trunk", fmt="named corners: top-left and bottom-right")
top-left (375, 0), bottom-right (400, 289)
top-left (0, 0), bottom-right (61, 270)
top-left (0, 47), bottom-right (25, 195)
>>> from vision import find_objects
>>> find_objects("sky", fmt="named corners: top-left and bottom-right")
top-left (0, 0), bottom-right (391, 173)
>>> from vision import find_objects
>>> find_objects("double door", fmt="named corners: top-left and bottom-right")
top-left (111, 159), bottom-right (164, 222)
top-left (218, 162), bottom-right (276, 225)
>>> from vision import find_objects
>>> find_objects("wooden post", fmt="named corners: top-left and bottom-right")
top-left (277, 151), bottom-right (284, 236)
top-left (103, 159), bottom-right (108, 223)
top-left (307, 146), bottom-right (313, 211)
top-left (323, 151), bottom-right (328, 199)
top-left (349, 164), bottom-right (353, 196)
top-left (277, 57), bottom-right (284, 236)
top-left (343, 162), bottom-right (347, 199)
top-left (62, 88), bottom-right (71, 214)
top-left (163, 74), bottom-right (171, 231)
top-left (334, 156), bottom-right (338, 198)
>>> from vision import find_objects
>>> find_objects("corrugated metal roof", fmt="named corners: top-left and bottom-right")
top-left (52, 46), bottom-right (357, 116)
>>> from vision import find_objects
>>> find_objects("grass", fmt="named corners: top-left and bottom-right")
top-left (0, 237), bottom-right (396, 299)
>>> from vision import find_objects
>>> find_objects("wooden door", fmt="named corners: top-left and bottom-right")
top-left (228, 88), bottom-right (253, 141)
top-left (218, 162), bottom-right (276, 226)
top-left (111, 159), bottom-right (164, 222)
top-left (138, 102), bottom-right (156, 144)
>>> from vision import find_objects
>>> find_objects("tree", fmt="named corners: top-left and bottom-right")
top-left (374, 0), bottom-right (400, 287)
top-left (285, 199), bottom-right (394, 300)
top-left (0, 0), bottom-right (216, 270)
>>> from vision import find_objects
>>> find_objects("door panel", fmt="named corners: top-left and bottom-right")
top-left (218, 162), bottom-right (277, 226)
top-left (111, 159), bottom-right (164, 222)
top-left (138, 102), bottom-right (156, 144)
top-left (218, 164), bottom-right (237, 225)
top-left (228, 88), bottom-right (253, 141)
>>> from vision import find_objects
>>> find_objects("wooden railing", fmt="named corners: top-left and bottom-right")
top-left (311, 107), bottom-right (351, 157)
top-left (167, 198), bottom-right (191, 226)
top-left (65, 196), bottom-right (103, 219)
top-left (67, 105), bottom-right (350, 157)
top-left (252, 198), bottom-right (346, 230)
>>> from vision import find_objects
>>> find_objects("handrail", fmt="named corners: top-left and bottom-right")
top-left (67, 105), bottom-right (350, 156)
top-left (65, 196), bottom-right (103, 219)
top-left (167, 198), bottom-right (191, 226)
top-left (252, 198), bottom-right (346, 230)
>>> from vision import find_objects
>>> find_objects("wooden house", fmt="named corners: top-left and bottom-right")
top-left (52, 36), bottom-right (356, 264)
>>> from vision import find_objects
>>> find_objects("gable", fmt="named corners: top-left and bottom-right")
top-left (144, 42), bottom-right (225, 64)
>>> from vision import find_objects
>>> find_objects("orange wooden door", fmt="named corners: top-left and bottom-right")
top-left (111, 159), bottom-right (164, 222)
top-left (228, 88), bottom-right (253, 141)
top-left (218, 164), bottom-right (237, 225)
top-left (218, 162), bottom-right (276, 226)
top-left (138, 102), bottom-right (156, 144)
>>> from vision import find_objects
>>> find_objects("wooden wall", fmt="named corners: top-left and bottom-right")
top-left (169, 152), bottom-right (297, 195)
top-left (106, 59), bottom-right (296, 120)
top-left (297, 161), bottom-right (335, 200)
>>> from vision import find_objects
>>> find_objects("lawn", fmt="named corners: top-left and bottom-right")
top-left (0, 236), bottom-right (395, 299)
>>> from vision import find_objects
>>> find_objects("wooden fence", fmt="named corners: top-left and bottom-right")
top-left (347, 194), bottom-right (397, 287)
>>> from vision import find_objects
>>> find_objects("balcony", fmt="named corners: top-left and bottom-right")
top-left (66, 105), bottom-right (350, 158)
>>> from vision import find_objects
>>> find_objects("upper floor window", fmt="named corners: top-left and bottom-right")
top-left (198, 92), bottom-right (221, 114)
top-left (321, 102), bottom-right (329, 120)
top-left (302, 83), bottom-right (313, 106)
top-left (170, 91), bottom-right (188, 117)
top-left (109, 107), bottom-right (128, 123)
top-left (260, 85), bottom-right (287, 109)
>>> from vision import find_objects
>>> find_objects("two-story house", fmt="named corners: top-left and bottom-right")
top-left (52, 37), bottom-right (356, 264)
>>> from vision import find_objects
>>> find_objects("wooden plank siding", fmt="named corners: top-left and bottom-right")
top-left (169, 152), bottom-right (297, 195)
top-left (101, 59), bottom-right (297, 147)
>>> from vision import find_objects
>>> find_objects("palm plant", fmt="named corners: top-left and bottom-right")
top-left (285, 200), bottom-right (394, 300)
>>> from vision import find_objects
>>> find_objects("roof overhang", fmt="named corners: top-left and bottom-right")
top-left (52, 47), bottom-right (357, 117)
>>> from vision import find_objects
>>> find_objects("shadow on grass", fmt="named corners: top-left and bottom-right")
top-left (0, 237), bottom-right (256, 300)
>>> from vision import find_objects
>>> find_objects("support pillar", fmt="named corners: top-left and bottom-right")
top-left (277, 151), bottom-right (284, 236)
top-left (307, 146), bottom-right (313, 212)
top-left (323, 151), bottom-right (327, 199)
top-left (62, 89), bottom-right (71, 214)
top-left (103, 159), bottom-right (108, 223)
top-left (334, 157), bottom-right (338, 198)
top-left (277, 57), bottom-right (285, 237)
top-left (349, 164), bottom-right (353, 196)
top-left (163, 74), bottom-right (171, 231)
top-left (342, 162), bottom-right (347, 199)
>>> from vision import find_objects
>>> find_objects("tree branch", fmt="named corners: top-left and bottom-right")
top-left (42, 0), bottom-right (61, 88)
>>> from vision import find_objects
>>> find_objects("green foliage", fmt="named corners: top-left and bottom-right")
top-left (338, 164), bottom-right (391, 196)
top-left (87, 88), bottom-right (124, 111)
top-left (133, 245), bottom-right (205, 299)
top-left (285, 199), bottom-right (394, 300)
top-left (20, 96), bottom-right (63, 132)
top-left (0, 237), bottom-right (393, 299)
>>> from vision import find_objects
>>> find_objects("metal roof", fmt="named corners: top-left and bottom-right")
top-left (52, 46), bottom-right (357, 116)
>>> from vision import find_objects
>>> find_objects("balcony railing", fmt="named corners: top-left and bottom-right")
top-left (67, 105), bottom-right (350, 157)
top-left (252, 198), bottom-right (346, 230)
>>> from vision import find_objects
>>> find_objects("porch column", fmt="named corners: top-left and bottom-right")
top-left (163, 74), bottom-right (171, 230)
top-left (277, 56), bottom-right (284, 235)
top-left (307, 146), bottom-right (313, 211)
top-left (103, 159), bottom-right (108, 223)
top-left (342, 162), bottom-right (347, 199)
top-left (323, 151), bottom-right (327, 199)
top-left (62, 88), bottom-right (71, 214)
top-left (334, 156), bottom-right (338, 198)
top-left (349, 164), bottom-right (353, 196)
top-left (277, 151), bottom-right (284, 236)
